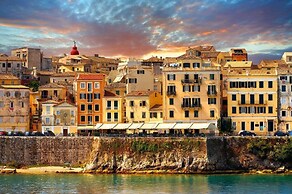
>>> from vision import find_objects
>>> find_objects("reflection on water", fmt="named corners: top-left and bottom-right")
top-left (0, 174), bottom-right (291, 194)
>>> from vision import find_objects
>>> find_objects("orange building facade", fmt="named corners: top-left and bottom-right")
top-left (74, 73), bottom-right (105, 134)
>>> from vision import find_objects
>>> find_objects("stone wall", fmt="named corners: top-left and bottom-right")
top-left (0, 137), bottom-right (95, 166)
top-left (0, 136), bottom-right (291, 172)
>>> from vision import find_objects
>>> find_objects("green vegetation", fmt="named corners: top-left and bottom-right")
top-left (247, 139), bottom-right (292, 163)
top-left (28, 80), bottom-right (40, 92)
top-left (131, 139), bottom-right (201, 153)
top-left (217, 117), bottom-right (233, 134)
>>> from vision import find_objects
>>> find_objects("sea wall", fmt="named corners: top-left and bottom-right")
top-left (0, 136), bottom-right (291, 173)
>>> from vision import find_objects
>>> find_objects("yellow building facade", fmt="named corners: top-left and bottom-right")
top-left (102, 91), bottom-right (124, 123)
top-left (226, 63), bottom-right (278, 135)
top-left (0, 85), bottom-right (30, 132)
top-left (163, 56), bottom-right (221, 125)
top-left (125, 91), bottom-right (162, 123)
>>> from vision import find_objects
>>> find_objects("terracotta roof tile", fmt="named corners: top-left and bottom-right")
top-left (76, 73), bottom-right (105, 80)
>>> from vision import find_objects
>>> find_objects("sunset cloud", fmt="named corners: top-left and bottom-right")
top-left (0, 0), bottom-right (291, 63)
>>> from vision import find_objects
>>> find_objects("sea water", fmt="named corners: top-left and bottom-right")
top-left (0, 174), bottom-right (291, 194)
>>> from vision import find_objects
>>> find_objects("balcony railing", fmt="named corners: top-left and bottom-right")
top-left (207, 91), bottom-right (217, 95)
top-left (181, 103), bottom-right (201, 108)
top-left (167, 91), bottom-right (176, 96)
top-left (238, 100), bottom-right (267, 105)
top-left (181, 79), bottom-right (202, 84)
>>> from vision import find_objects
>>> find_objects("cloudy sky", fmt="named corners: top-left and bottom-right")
top-left (0, 0), bottom-right (291, 63)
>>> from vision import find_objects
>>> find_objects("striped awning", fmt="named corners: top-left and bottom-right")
top-left (173, 123), bottom-right (193, 129)
top-left (140, 123), bottom-right (159, 129)
top-left (113, 123), bottom-right (132, 130)
top-left (99, 123), bottom-right (117, 130)
top-left (156, 123), bottom-right (176, 129)
top-left (128, 123), bottom-right (144, 130)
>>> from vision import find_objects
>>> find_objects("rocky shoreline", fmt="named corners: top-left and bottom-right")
top-left (1, 166), bottom-right (291, 175)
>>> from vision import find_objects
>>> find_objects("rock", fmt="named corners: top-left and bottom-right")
top-left (275, 166), bottom-right (286, 173)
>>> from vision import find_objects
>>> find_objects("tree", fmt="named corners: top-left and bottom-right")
top-left (28, 80), bottom-right (40, 92)
top-left (217, 117), bottom-right (233, 134)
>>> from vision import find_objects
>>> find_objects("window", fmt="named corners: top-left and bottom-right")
top-left (71, 119), bottom-right (75, 125)
top-left (259, 94), bottom-right (264, 104)
top-left (114, 113), bottom-right (118, 121)
top-left (268, 81), bottom-right (273, 88)
top-left (210, 74), bottom-right (214, 80)
top-left (87, 93), bottom-right (92, 102)
top-left (208, 98), bottom-right (216, 104)
top-left (130, 101), bottom-right (134, 107)
top-left (260, 122), bottom-right (264, 131)
top-left (128, 78), bottom-right (137, 83)
top-left (142, 112), bottom-right (146, 118)
top-left (56, 110), bottom-right (60, 115)
top-left (169, 110), bottom-right (174, 118)
top-left (192, 85), bottom-right (200, 92)
top-left (193, 63), bottom-right (200, 68)
top-left (210, 110), bottom-right (215, 117)
top-left (87, 82), bottom-right (92, 92)
top-left (183, 63), bottom-right (190, 68)
top-left (268, 94), bottom-right (273, 101)
top-left (251, 122), bottom-right (254, 131)
top-left (282, 85), bottom-right (287, 92)
top-left (169, 98), bottom-right (174, 105)
top-left (56, 119), bottom-right (60, 125)
top-left (107, 113), bottom-right (111, 122)
top-left (88, 116), bottom-right (92, 124)
top-left (0, 101), bottom-right (3, 107)
top-left (241, 94), bottom-right (245, 104)
top-left (259, 81), bottom-right (264, 88)
top-left (7, 63), bottom-right (11, 68)
top-left (95, 104), bottom-right (99, 111)
top-left (137, 70), bottom-right (145, 74)
top-left (45, 105), bottom-right (49, 113)
top-left (268, 106), bottom-right (273, 114)
top-left (45, 118), bottom-right (50, 124)
top-left (80, 116), bottom-right (85, 122)
top-left (185, 111), bottom-right (189, 118)
top-left (107, 101), bottom-right (111, 109)
top-left (81, 104), bottom-right (85, 111)
top-left (88, 104), bottom-right (92, 112)
top-left (80, 82), bottom-right (85, 89)
top-left (250, 94), bottom-right (255, 104)
top-left (150, 112), bottom-right (157, 118)
top-left (232, 107), bottom-right (236, 114)
top-left (95, 116), bottom-right (99, 122)
top-left (2, 63), bottom-right (5, 68)
top-left (71, 110), bottom-right (75, 116)
top-left (116, 90), bottom-right (120, 95)
top-left (207, 85), bottom-right (216, 94)
top-left (130, 112), bottom-right (134, 118)
top-left (183, 85), bottom-right (190, 92)
top-left (232, 94), bottom-right (236, 101)
top-left (114, 101), bottom-right (118, 109)
top-left (80, 93), bottom-right (86, 99)
top-left (140, 101), bottom-right (146, 106)
top-left (94, 93), bottom-right (100, 99)
top-left (194, 111), bottom-right (199, 117)
top-left (167, 74), bottom-right (176, 80)
top-left (94, 82), bottom-right (100, 89)
top-left (282, 111), bottom-right (287, 117)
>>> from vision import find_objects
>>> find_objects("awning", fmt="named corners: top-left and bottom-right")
top-left (99, 123), bottom-right (117, 130)
top-left (190, 123), bottom-right (216, 130)
top-left (128, 123), bottom-right (144, 130)
top-left (113, 74), bottom-right (124, 83)
top-left (113, 123), bottom-right (132, 130)
top-left (173, 123), bottom-right (193, 129)
top-left (77, 126), bottom-right (95, 130)
top-left (95, 123), bottom-right (103, 129)
top-left (140, 123), bottom-right (159, 129)
top-left (156, 123), bottom-right (176, 129)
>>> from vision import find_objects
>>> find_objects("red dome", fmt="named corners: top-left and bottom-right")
top-left (70, 46), bottom-right (79, 55)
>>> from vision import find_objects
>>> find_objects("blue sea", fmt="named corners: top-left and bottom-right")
top-left (0, 174), bottom-right (291, 194)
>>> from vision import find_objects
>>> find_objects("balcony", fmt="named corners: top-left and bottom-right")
top-left (181, 103), bottom-right (201, 109)
top-left (181, 79), bottom-right (202, 84)
top-left (207, 91), bottom-right (217, 96)
top-left (167, 91), bottom-right (176, 96)
top-left (238, 100), bottom-right (267, 105)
